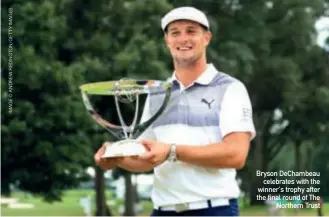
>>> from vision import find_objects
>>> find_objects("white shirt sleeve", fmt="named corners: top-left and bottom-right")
top-left (219, 81), bottom-right (256, 140)
top-left (136, 95), bottom-right (156, 141)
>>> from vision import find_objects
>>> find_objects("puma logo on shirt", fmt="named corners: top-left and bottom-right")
top-left (201, 98), bottom-right (215, 109)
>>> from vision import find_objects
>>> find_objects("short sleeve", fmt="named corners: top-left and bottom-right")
top-left (219, 81), bottom-right (256, 140)
top-left (136, 95), bottom-right (156, 141)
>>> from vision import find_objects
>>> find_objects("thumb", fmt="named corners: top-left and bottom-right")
top-left (96, 142), bottom-right (108, 157)
top-left (141, 139), bottom-right (154, 151)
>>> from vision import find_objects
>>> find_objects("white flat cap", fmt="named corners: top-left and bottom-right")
top-left (161, 7), bottom-right (209, 31)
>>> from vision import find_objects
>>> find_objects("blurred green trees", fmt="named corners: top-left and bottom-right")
top-left (1, 0), bottom-right (329, 215)
top-left (1, 0), bottom-right (93, 201)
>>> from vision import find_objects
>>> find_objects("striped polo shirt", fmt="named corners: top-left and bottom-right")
top-left (138, 63), bottom-right (256, 207)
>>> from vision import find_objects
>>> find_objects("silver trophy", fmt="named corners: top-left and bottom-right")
top-left (80, 79), bottom-right (172, 158)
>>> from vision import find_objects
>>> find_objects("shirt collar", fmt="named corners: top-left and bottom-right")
top-left (168, 63), bottom-right (218, 87)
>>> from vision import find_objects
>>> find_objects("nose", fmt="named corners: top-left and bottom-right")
top-left (176, 32), bottom-right (190, 43)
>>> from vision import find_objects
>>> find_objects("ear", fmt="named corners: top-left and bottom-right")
top-left (164, 34), bottom-right (170, 47)
top-left (204, 31), bottom-right (212, 46)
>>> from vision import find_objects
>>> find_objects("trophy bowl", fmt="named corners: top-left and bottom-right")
top-left (80, 79), bottom-right (172, 158)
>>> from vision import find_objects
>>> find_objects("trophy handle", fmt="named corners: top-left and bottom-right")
top-left (132, 86), bottom-right (172, 137)
top-left (81, 91), bottom-right (125, 140)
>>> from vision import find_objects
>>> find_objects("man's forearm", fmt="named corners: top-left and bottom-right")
top-left (176, 132), bottom-right (250, 169)
top-left (117, 157), bottom-right (154, 173)
top-left (176, 141), bottom-right (249, 169)
top-left (176, 142), bottom-right (236, 168)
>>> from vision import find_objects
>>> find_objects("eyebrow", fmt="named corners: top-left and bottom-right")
top-left (168, 26), bottom-right (198, 32)
top-left (168, 27), bottom-right (178, 32)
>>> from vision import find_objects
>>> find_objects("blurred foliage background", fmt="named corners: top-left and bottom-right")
top-left (1, 0), bottom-right (329, 216)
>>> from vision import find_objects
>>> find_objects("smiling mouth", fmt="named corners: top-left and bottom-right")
top-left (177, 46), bottom-right (192, 51)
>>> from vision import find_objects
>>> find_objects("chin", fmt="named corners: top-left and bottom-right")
top-left (174, 58), bottom-right (196, 66)
top-left (175, 54), bottom-right (198, 62)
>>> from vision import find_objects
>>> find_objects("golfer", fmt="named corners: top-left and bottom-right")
top-left (95, 6), bottom-right (256, 216)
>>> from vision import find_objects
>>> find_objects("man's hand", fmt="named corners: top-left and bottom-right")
top-left (139, 139), bottom-right (170, 165)
top-left (94, 142), bottom-right (123, 170)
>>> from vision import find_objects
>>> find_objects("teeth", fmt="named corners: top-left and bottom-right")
top-left (178, 47), bottom-right (191, 50)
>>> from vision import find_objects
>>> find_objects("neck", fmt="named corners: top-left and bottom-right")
top-left (174, 55), bottom-right (208, 87)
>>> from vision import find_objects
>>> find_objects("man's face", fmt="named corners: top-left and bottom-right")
top-left (165, 20), bottom-right (212, 65)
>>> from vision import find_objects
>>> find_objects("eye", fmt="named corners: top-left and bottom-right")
top-left (170, 31), bottom-right (179, 36)
top-left (187, 29), bottom-right (196, 34)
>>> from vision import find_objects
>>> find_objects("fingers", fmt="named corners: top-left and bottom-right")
top-left (102, 157), bottom-right (122, 166)
top-left (139, 139), bottom-right (166, 165)
top-left (111, 156), bottom-right (124, 163)
top-left (98, 156), bottom-right (123, 170)
top-left (94, 142), bottom-right (111, 165)
top-left (131, 155), bottom-right (140, 160)
top-left (139, 152), bottom-right (154, 161)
